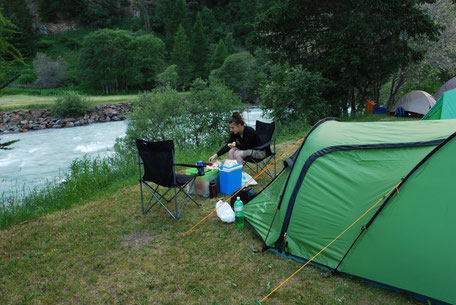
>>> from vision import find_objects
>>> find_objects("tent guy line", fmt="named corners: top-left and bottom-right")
top-left (260, 180), bottom-right (403, 303)
top-left (183, 136), bottom-right (305, 237)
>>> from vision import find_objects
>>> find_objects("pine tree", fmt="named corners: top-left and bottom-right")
top-left (171, 24), bottom-right (191, 88)
top-left (170, 0), bottom-right (188, 38)
top-left (190, 13), bottom-right (209, 80)
top-left (0, 0), bottom-right (34, 57)
top-left (210, 39), bottom-right (228, 71)
top-left (224, 32), bottom-right (235, 54)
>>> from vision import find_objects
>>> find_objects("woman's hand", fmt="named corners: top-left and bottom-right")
top-left (227, 141), bottom-right (236, 148)
top-left (208, 154), bottom-right (218, 163)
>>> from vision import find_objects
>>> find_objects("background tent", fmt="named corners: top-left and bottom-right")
top-left (245, 119), bottom-right (456, 304)
top-left (433, 75), bottom-right (456, 100)
top-left (422, 87), bottom-right (456, 120)
top-left (390, 90), bottom-right (436, 117)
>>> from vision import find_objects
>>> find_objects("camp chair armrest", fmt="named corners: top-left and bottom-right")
top-left (174, 163), bottom-right (205, 169)
top-left (254, 138), bottom-right (276, 150)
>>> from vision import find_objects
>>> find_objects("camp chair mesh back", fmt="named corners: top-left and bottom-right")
top-left (243, 120), bottom-right (276, 178)
top-left (135, 139), bottom-right (201, 219)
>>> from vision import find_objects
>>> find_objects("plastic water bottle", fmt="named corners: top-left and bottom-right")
top-left (234, 196), bottom-right (244, 228)
top-left (197, 161), bottom-right (204, 176)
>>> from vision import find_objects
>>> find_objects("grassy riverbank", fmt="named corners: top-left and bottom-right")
top-left (0, 93), bottom-right (138, 112)
top-left (0, 137), bottom-right (422, 305)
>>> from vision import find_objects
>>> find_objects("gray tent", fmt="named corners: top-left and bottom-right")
top-left (434, 76), bottom-right (456, 100)
top-left (390, 90), bottom-right (436, 117)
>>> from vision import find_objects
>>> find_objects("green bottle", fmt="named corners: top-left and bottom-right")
top-left (234, 196), bottom-right (244, 228)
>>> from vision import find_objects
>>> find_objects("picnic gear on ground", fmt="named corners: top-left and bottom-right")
top-left (230, 186), bottom-right (256, 208)
top-left (234, 197), bottom-right (244, 228)
top-left (244, 118), bottom-right (456, 304)
top-left (241, 171), bottom-right (257, 187)
top-left (422, 87), bottom-right (456, 120)
top-left (365, 100), bottom-right (375, 114)
top-left (243, 120), bottom-right (277, 178)
top-left (373, 105), bottom-right (387, 114)
top-left (215, 200), bottom-right (235, 223)
top-left (185, 168), bottom-right (219, 197)
top-left (219, 163), bottom-right (243, 195)
top-left (135, 139), bottom-right (204, 219)
top-left (209, 182), bottom-right (217, 198)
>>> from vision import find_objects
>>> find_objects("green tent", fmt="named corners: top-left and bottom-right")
top-left (245, 118), bottom-right (456, 304)
top-left (422, 87), bottom-right (456, 120)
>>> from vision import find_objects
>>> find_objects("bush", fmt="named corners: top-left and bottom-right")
top-left (51, 91), bottom-right (91, 118)
top-left (121, 82), bottom-right (243, 150)
top-left (16, 70), bottom-right (37, 85)
top-left (156, 65), bottom-right (179, 89)
top-left (209, 51), bottom-right (263, 102)
top-left (259, 64), bottom-right (329, 125)
top-left (33, 52), bottom-right (67, 89)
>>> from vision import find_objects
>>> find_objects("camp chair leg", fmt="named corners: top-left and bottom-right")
top-left (174, 187), bottom-right (178, 218)
top-left (140, 178), bottom-right (201, 219)
top-left (141, 181), bottom-right (175, 216)
top-left (140, 182), bottom-right (164, 214)
top-left (243, 155), bottom-right (277, 179)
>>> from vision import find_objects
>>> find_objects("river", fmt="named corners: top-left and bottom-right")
top-left (0, 107), bottom-right (270, 198)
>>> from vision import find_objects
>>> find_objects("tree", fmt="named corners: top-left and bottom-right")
top-left (0, 12), bottom-right (21, 149)
top-left (171, 24), bottom-right (191, 88)
top-left (166, 0), bottom-right (189, 43)
top-left (224, 32), bottom-right (236, 54)
top-left (79, 29), bottom-right (132, 93)
top-left (138, 0), bottom-right (152, 32)
top-left (33, 53), bottom-right (67, 89)
top-left (234, 0), bottom-right (257, 48)
top-left (0, 12), bottom-right (23, 79)
top-left (157, 65), bottom-right (179, 89)
top-left (260, 64), bottom-right (329, 125)
top-left (210, 39), bottom-right (228, 71)
top-left (386, 0), bottom-right (456, 107)
top-left (0, 0), bottom-right (34, 58)
top-left (255, 0), bottom-right (440, 114)
top-left (128, 34), bottom-right (166, 89)
top-left (210, 51), bottom-right (262, 102)
top-left (190, 12), bottom-right (209, 80)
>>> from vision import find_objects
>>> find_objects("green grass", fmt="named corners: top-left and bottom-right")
top-left (0, 94), bottom-right (138, 112)
top-left (0, 115), bottom-right (426, 304)
top-left (0, 137), bottom-right (423, 304)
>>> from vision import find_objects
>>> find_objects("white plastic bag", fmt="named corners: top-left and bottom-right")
top-left (242, 171), bottom-right (258, 186)
top-left (216, 200), bottom-right (235, 223)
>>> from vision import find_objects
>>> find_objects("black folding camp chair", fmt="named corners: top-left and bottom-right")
top-left (243, 120), bottom-right (276, 178)
top-left (135, 139), bottom-right (204, 219)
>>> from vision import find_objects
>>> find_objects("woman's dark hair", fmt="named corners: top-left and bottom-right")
top-left (229, 111), bottom-right (245, 126)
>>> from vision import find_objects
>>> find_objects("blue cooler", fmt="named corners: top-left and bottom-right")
top-left (219, 164), bottom-right (243, 195)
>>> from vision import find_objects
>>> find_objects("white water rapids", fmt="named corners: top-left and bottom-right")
top-left (0, 108), bottom-right (270, 198)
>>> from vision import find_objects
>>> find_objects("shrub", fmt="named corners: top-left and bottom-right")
top-left (259, 64), bottom-right (329, 125)
top-left (16, 70), bottom-right (36, 85)
top-left (33, 52), bottom-right (67, 89)
top-left (156, 65), bottom-right (179, 89)
top-left (51, 91), bottom-right (91, 118)
top-left (209, 51), bottom-right (262, 102)
top-left (186, 79), bottom-right (245, 146)
top-left (121, 82), bottom-right (243, 151)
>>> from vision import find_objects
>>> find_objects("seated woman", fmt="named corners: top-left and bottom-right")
top-left (208, 111), bottom-right (265, 164)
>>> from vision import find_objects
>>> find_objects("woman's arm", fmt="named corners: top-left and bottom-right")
top-left (209, 133), bottom-right (236, 162)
